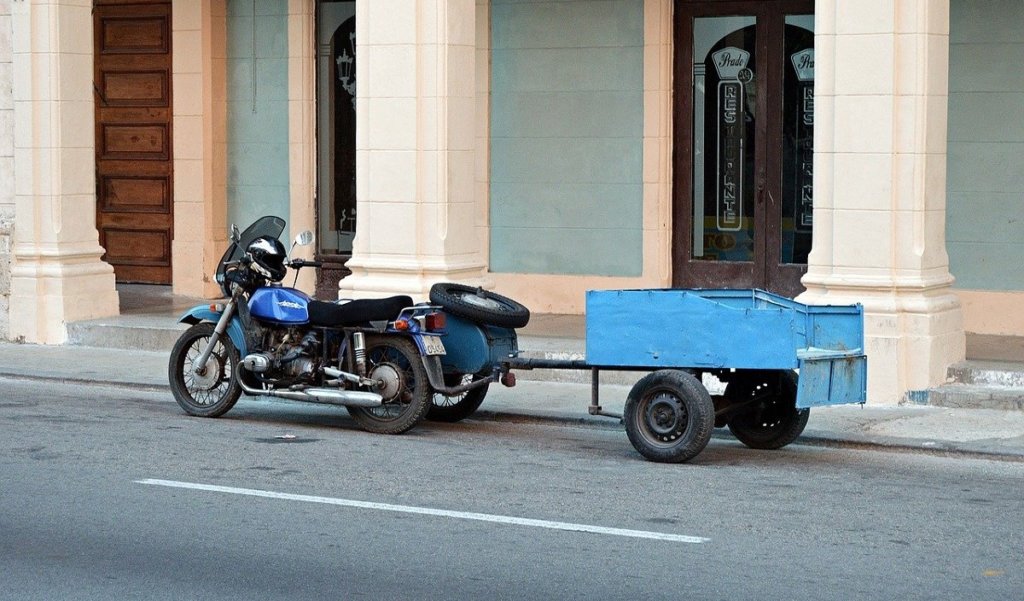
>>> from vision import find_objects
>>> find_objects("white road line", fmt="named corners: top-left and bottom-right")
top-left (137, 478), bottom-right (708, 544)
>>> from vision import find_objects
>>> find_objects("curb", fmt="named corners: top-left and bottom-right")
top-left (0, 372), bottom-right (171, 394)
top-left (793, 432), bottom-right (1024, 463)
top-left (472, 408), bottom-right (1024, 462)
top-left (3, 370), bottom-right (1022, 462)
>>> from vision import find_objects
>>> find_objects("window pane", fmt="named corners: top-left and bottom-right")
top-left (781, 15), bottom-right (814, 264)
top-left (692, 16), bottom-right (757, 262)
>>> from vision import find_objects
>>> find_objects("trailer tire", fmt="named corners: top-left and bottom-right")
top-left (429, 283), bottom-right (530, 329)
top-left (624, 369), bottom-right (714, 463)
top-left (726, 370), bottom-right (809, 450)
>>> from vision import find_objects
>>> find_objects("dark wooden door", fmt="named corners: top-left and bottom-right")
top-left (672, 0), bottom-right (814, 297)
top-left (94, 0), bottom-right (173, 284)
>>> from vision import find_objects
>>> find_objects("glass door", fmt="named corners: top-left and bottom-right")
top-left (314, 0), bottom-right (357, 297)
top-left (673, 1), bottom-right (814, 297)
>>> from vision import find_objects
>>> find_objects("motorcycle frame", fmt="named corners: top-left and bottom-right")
top-left (177, 296), bottom-right (449, 388)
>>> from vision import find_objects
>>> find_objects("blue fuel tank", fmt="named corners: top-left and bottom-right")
top-left (249, 287), bottom-right (311, 324)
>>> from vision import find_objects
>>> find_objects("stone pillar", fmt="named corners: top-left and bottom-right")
top-left (0, 2), bottom-right (15, 340)
top-left (339, 0), bottom-right (488, 300)
top-left (287, 0), bottom-right (316, 294)
top-left (800, 0), bottom-right (964, 403)
top-left (10, 0), bottom-right (119, 343)
top-left (172, 0), bottom-right (229, 298)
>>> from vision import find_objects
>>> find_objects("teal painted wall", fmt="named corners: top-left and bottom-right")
top-left (947, 0), bottom-right (1024, 291)
top-left (227, 1), bottom-right (290, 241)
top-left (490, 0), bottom-right (644, 276)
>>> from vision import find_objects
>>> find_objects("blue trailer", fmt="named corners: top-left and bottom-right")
top-left (430, 285), bottom-right (867, 463)
top-left (579, 289), bottom-right (866, 462)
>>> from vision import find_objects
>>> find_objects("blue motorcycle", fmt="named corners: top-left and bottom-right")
top-left (169, 216), bottom-right (457, 434)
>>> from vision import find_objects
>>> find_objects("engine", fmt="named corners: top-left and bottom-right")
top-left (241, 328), bottom-right (320, 381)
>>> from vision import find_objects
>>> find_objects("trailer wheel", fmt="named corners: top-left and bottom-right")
top-left (624, 370), bottom-right (714, 463)
top-left (725, 370), bottom-right (809, 450)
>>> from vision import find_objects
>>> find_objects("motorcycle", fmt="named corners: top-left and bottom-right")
top-left (169, 216), bottom-right (451, 434)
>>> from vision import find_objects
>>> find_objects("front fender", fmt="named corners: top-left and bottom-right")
top-left (178, 306), bottom-right (248, 356)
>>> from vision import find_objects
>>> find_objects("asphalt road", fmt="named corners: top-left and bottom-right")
top-left (1, 378), bottom-right (1022, 600)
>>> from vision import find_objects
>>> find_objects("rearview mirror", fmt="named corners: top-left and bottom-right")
top-left (294, 230), bottom-right (314, 247)
top-left (229, 224), bottom-right (240, 244)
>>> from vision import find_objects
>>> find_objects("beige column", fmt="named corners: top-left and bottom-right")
top-left (287, 0), bottom-right (316, 294)
top-left (10, 0), bottom-right (119, 343)
top-left (172, 0), bottom-right (228, 298)
top-left (1, 3), bottom-right (15, 339)
top-left (339, 0), bottom-right (488, 301)
top-left (800, 0), bottom-right (963, 404)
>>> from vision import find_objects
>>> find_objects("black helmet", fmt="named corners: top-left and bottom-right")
top-left (247, 236), bottom-right (288, 281)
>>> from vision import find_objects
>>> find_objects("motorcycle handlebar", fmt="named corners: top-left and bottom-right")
top-left (289, 259), bottom-right (323, 269)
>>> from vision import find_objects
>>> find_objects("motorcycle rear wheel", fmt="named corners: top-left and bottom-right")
top-left (346, 336), bottom-right (431, 434)
top-left (168, 322), bottom-right (243, 418)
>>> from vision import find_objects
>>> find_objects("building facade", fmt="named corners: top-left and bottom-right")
top-left (0, 0), bottom-right (1021, 405)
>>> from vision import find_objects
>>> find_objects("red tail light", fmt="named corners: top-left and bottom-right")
top-left (425, 312), bottom-right (446, 331)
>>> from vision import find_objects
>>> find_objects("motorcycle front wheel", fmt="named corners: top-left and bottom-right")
top-left (168, 322), bottom-right (243, 417)
top-left (346, 335), bottom-right (432, 434)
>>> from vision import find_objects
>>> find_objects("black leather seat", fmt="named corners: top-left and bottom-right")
top-left (307, 296), bottom-right (413, 327)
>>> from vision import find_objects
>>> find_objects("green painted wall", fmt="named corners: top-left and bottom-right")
top-left (947, 0), bottom-right (1024, 291)
top-left (490, 0), bottom-right (644, 276)
top-left (227, 1), bottom-right (290, 241)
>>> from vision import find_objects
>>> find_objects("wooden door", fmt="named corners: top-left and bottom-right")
top-left (94, 0), bottom-right (173, 284)
top-left (672, 0), bottom-right (814, 297)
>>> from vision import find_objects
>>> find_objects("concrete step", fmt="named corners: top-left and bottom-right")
top-left (929, 360), bottom-right (1024, 411)
top-left (66, 315), bottom-right (186, 353)
top-left (947, 360), bottom-right (1024, 388)
top-left (927, 384), bottom-right (1024, 411)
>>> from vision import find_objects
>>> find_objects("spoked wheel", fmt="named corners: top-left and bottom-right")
top-left (427, 373), bottom-right (490, 423)
top-left (168, 322), bottom-right (242, 417)
top-left (429, 283), bottom-right (530, 328)
top-left (347, 336), bottom-right (431, 434)
top-left (623, 370), bottom-right (714, 463)
top-left (725, 370), bottom-right (809, 450)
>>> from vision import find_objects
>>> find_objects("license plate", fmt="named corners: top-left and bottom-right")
top-left (421, 335), bottom-right (446, 356)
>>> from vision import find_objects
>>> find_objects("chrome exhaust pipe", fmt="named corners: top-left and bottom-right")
top-left (303, 388), bottom-right (384, 407)
top-left (239, 379), bottom-right (383, 407)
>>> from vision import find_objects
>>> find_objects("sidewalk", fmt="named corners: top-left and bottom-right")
top-left (1, 341), bottom-right (1022, 461)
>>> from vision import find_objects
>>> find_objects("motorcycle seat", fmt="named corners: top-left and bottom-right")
top-left (307, 296), bottom-right (414, 327)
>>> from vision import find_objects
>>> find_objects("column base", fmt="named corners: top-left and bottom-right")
top-left (9, 247), bottom-right (120, 344)
top-left (799, 280), bottom-right (965, 405)
top-left (337, 256), bottom-right (491, 301)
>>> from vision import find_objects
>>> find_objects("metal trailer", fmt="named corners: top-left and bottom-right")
top-left (498, 289), bottom-right (867, 463)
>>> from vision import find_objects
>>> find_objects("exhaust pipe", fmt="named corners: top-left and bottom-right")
top-left (239, 379), bottom-right (383, 408)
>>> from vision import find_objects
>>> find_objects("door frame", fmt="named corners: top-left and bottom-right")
top-left (672, 0), bottom-right (814, 296)
top-left (313, 0), bottom-right (357, 299)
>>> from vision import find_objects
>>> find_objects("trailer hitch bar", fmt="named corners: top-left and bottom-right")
top-left (503, 359), bottom-right (623, 421)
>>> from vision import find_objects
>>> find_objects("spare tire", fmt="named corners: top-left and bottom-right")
top-left (429, 283), bottom-right (530, 329)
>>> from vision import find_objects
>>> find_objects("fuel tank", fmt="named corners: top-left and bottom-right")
top-left (249, 286), bottom-right (311, 324)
